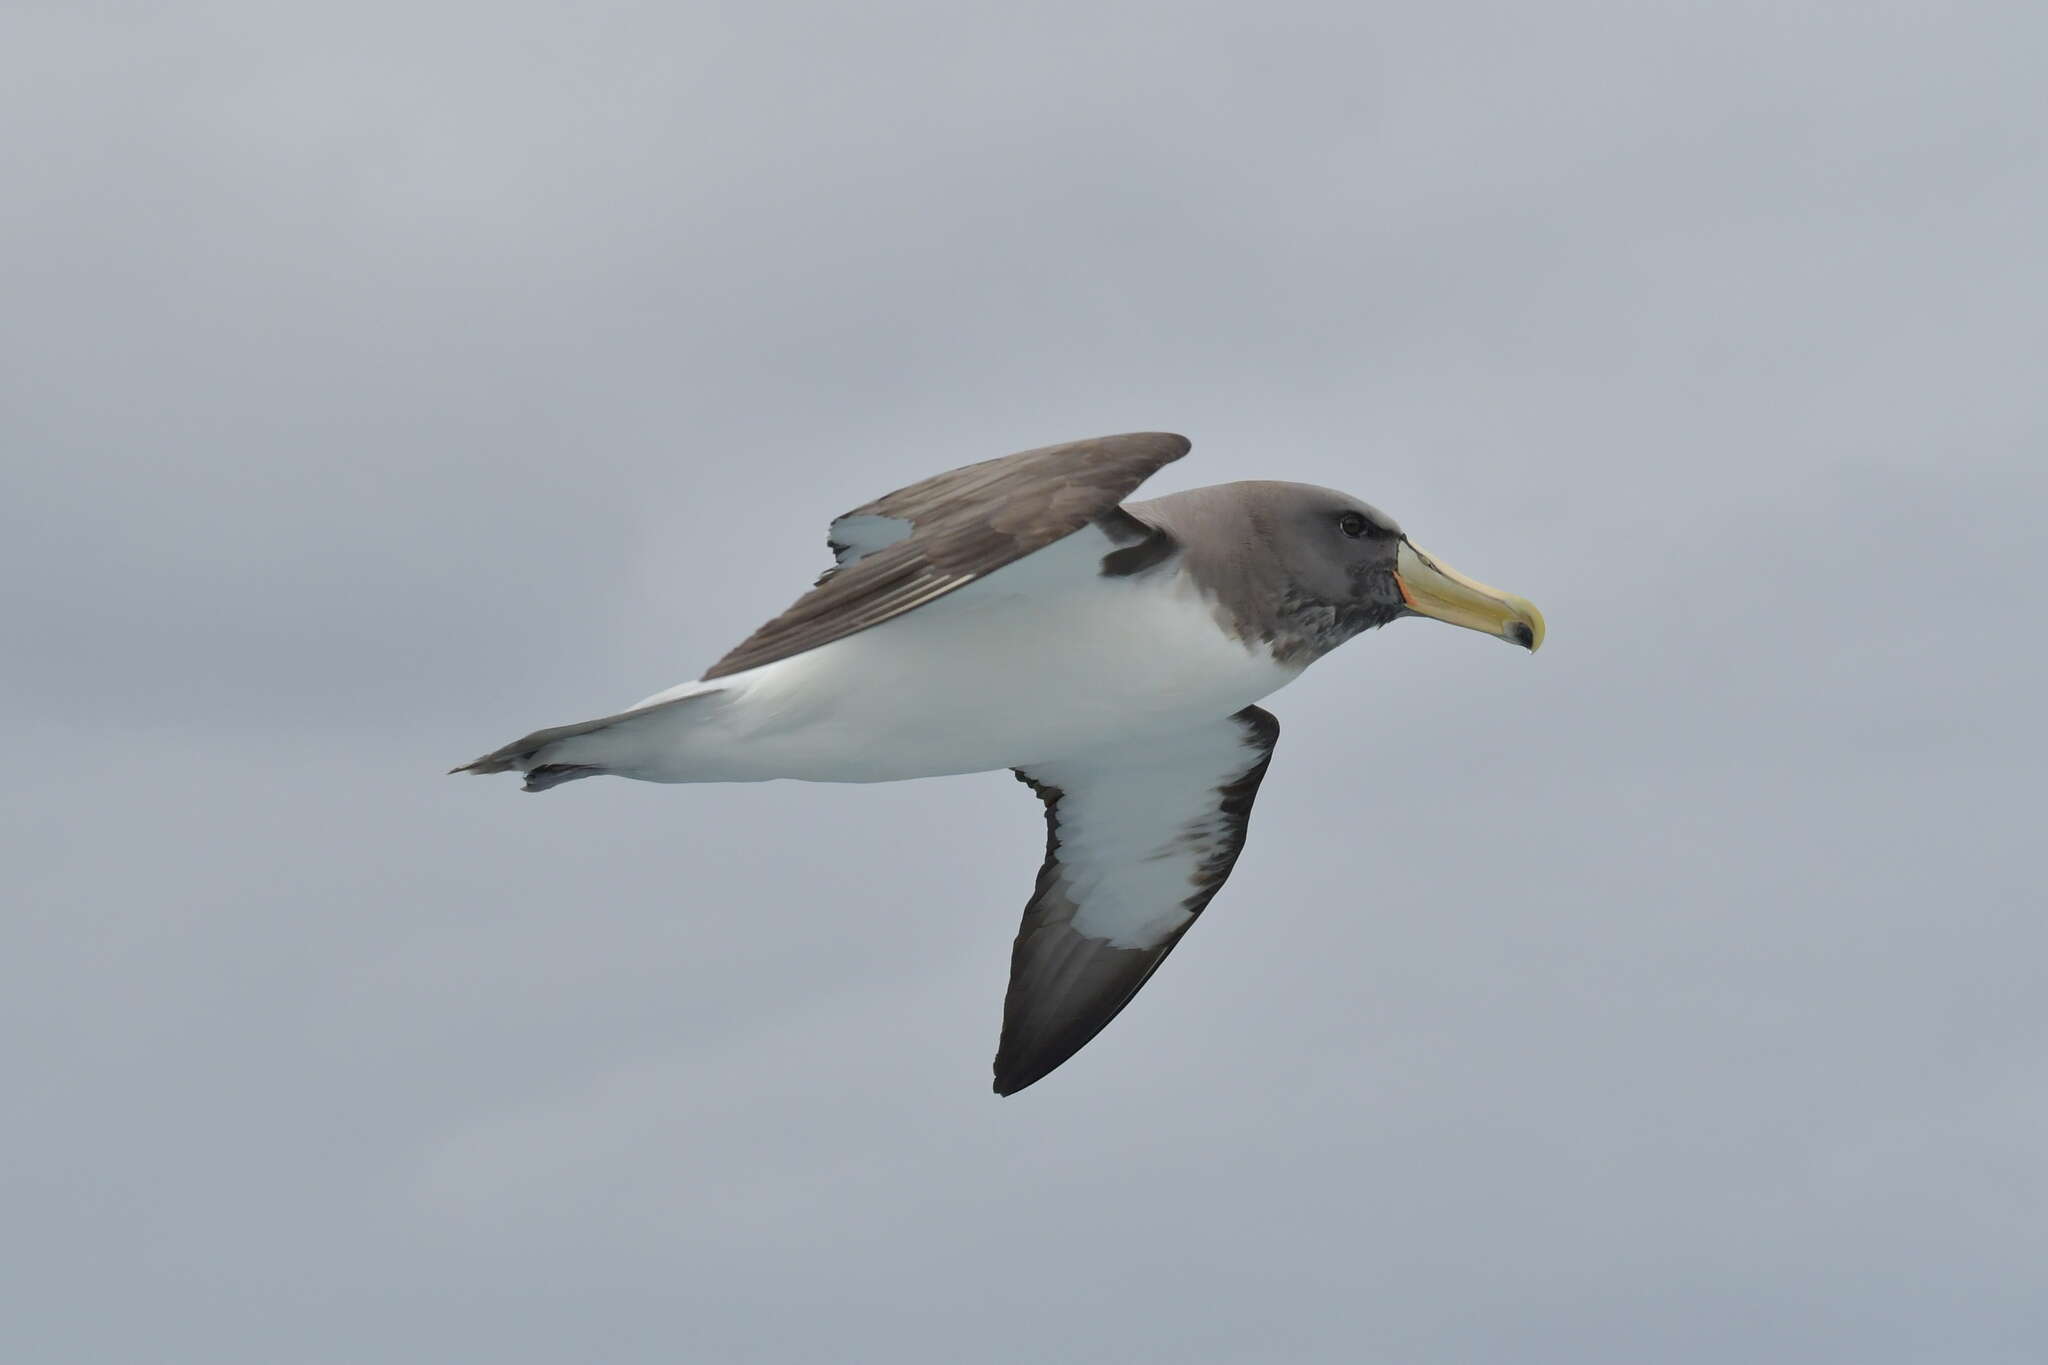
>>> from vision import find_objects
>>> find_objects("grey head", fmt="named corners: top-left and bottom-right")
top-left (1126, 481), bottom-right (1545, 666)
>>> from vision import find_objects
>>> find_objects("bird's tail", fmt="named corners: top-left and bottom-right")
top-left (450, 690), bottom-right (716, 792)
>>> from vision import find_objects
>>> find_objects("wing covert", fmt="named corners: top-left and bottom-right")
top-left (702, 432), bottom-right (1190, 679)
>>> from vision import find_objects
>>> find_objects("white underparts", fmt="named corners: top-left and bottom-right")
top-left (541, 524), bottom-right (1302, 785)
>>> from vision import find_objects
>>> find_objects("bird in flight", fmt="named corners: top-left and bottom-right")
top-left (455, 433), bottom-right (1544, 1094)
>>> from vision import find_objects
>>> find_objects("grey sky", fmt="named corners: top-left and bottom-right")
top-left (4, 2), bottom-right (2043, 1361)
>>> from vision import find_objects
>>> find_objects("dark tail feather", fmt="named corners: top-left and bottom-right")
top-left (449, 712), bottom-right (647, 778)
top-left (521, 763), bottom-right (602, 792)
top-left (450, 690), bottom-right (718, 785)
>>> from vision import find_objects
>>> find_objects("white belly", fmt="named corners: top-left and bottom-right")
top-left (627, 531), bottom-right (1299, 783)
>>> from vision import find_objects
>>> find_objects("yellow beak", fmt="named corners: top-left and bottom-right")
top-left (1394, 540), bottom-right (1545, 651)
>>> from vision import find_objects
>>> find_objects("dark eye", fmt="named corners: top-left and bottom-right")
top-left (1339, 512), bottom-right (1370, 538)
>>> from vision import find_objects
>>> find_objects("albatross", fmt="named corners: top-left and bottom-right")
top-left (455, 433), bottom-right (1544, 1094)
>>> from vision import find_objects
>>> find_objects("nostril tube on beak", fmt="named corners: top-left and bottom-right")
top-left (1507, 622), bottom-right (1536, 650)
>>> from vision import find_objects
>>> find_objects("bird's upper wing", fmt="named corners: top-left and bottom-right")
top-left (996, 705), bottom-right (1281, 1095)
top-left (700, 432), bottom-right (1189, 680)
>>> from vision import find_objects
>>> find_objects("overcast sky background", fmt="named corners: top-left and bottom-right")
top-left (4, 2), bottom-right (2043, 1361)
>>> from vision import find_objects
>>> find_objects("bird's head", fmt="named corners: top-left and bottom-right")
top-left (1270, 484), bottom-right (1544, 651)
top-left (1138, 481), bottom-right (1545, 658)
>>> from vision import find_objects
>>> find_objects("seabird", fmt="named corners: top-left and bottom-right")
top-left (455, 433), bottom-right (1544, 1094)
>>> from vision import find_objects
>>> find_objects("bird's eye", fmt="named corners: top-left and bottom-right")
top-left (1339, 512), bottom-right (1370, 538)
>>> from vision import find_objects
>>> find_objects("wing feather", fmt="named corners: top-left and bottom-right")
top-left (701, 432), bottom-right (1190, 679)
top-left (995, 706), bottom-right (1281, 1095)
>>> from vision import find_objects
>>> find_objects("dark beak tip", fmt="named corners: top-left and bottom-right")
top-left (1507, 622), bottom-right (1536, 650)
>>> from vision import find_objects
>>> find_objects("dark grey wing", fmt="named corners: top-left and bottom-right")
top-left (701, 432), bottom-right (1189, 680)
top-left (995, 706), bottom-right (1281, 1096)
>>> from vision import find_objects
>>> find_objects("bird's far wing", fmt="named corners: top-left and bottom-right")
top-left (996, 705), bottom-right (1281, 1096)
top-left (701, 432), bottom-right (1190, 679)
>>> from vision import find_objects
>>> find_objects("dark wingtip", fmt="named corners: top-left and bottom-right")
top-left (992, 1054), bottom-right (1055, 1097)
top-left (1135, 431), bottom-right (1192, 459)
